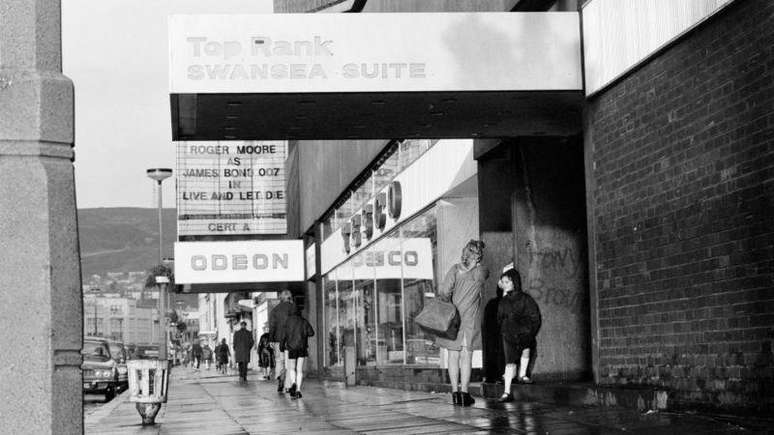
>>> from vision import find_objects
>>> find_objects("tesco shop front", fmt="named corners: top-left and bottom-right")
top-left (169, 11), bottom-right (584, 389)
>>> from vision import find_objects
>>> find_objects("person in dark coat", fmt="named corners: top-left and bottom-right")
top-left (191, 340), bottom-right (203, 369)
top-left (269, 290), bottom-right (295, 392)
top-left (257, 325), bottom-right (275, 380)
top-left (215, 338), bottom-right (230, 374)
top-left (481, 287), bottom-right (505, 384)
top-left (283, 308), bottom-right (315, 399)
top-left (496, 268), bottom-right (541, 402)
top-left (233, 321), bottom-right (255, 381)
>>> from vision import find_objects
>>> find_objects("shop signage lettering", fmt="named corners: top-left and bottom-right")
top-left (388, 181), bottom-right (402, 219)
top-left (190, 253), bottom-right (288, 271)
top-left (351, 250), bottom-right (419, 267)
top-left (175, 240), bottom-right (304, 284)
top-left (171, 14), bottom-right (583, 94)
top-left (341, 181), bottom-right (402, 256)
top-left (185, 36), bottom-right (426, 82)
top-left (176, 140), bottom-right (288, 236)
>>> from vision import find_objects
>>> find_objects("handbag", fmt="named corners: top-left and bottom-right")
top-left (414, 298), bottom-right (460, 340)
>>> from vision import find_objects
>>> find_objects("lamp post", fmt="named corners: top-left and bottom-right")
top-left (147, 168), bottom-right (172, 361)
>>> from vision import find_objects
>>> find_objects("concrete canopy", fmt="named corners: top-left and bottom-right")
top-left (171, 91), bottom-right (583, 140)
top-left (169, 12), bottom-right (585, 140)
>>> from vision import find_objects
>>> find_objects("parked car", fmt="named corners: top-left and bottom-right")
top-left (82, 338), bottom-right (119, 401)
top-left (106, 339), bottom-right (128, 391)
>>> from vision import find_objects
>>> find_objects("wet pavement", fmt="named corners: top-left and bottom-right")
top-left (85, 367), bottom-right (771, 434)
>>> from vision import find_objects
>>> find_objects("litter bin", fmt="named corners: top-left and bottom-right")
top-left (127, 359), bottom-right (170, 425)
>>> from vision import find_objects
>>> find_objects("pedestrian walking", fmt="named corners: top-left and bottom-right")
top-left (283, 308), bottom-right (314, 399)
top-left (257, 325), bottom-right (275, 380)
top-left (496, 268), bottom-right (541, 403)
top-left (268, 290), bottom-right (295, 393)
top-left (233, 321), bottom-right (255, 381)
top-left (192, 340), bottom-right (203, 369)
top-left (435, 240), bottom-right (488, 407)
top-left (202, 343), bottom-right (213, 370)
top-left (216, 338), bottom-right (230, 374)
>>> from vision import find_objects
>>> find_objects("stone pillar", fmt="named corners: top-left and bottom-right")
top-left (0, 0), bottom-right (81, 433)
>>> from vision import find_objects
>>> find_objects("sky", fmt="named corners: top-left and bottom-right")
top-left (62, 0), bottom-right (274, 209)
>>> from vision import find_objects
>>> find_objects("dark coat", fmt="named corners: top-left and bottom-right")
top-left (233, 328), bottom-right (255, 363)
top-left (216, 343), bottom-right (230, 363)
top-left (482, 292), bottom-right (505, 382)
top-left (496, 290), bottom-right (541, 347)
top-left (268, 301), bottom-right (295, 343)
top-left (192, 343), bottom-right (202, 357)
top-left (283, 314), bottom-right (315, 352)
top-left (258, 333), bottom-right (274, 368)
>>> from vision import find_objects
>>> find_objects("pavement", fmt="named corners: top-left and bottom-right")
top-left (85, 367), bottom-right (772, 434)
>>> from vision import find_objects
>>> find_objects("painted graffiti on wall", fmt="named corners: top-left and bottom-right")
top-left (526, 277), bottom-right (584, 310)
top-left (526, 245), bottom-right (580, 278)
top-left (523, 244), bottom-right (584, 310)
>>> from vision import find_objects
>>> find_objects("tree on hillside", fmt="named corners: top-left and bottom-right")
top-left (144, 263), bottom-right (175, 289)
top-left (143, 263), bottom-right (177, 302)
top-left (144, 263), bottom-right (178, 321)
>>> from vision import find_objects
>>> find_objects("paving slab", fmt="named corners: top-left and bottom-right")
top-left (85, 367), bottom-right (772, 434)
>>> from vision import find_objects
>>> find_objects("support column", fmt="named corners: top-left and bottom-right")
top-left (0, 0), bottom-right (81, 433)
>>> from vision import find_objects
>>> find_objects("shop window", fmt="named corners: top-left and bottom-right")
top-left (337, 269), bottom-right (355, 367)
top-left (373, 144), bottom-right (400, 193)
top-left (352, 173), bottom-right (374, 212)
top-left (352, 249), bottom-right (376, 366)
top-left (335, 194), bottom-right (354, 237)
top-left (373, 229), bottom-right (404, 364)
top-left (323, 274), bottom-right (341, 367)
top-left (321, 211), bottom-right (334, 240)
top-left (398, 139), bottom-right (434, 172)
top-left (401, 206), bottom-right (440, 365)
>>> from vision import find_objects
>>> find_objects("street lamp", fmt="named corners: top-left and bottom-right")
top-left (146, 168), bottom-right (172, 264)
top-left (155, 275), bottom-right (170, 361)
top-left (147, 168), bottom-right (172, 361)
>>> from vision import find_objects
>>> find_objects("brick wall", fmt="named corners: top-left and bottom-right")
top-left (585, 0), bottom-right (774, 411)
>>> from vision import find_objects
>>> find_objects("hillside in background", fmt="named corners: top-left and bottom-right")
top-left (78, 207), bottom-right (178, 279)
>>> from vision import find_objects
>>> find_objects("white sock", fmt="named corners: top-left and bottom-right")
top-left (518, 355), bottom-right (529, 378)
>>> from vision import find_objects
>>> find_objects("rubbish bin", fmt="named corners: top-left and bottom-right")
top-left (127, 359), bottom-right (170, 425)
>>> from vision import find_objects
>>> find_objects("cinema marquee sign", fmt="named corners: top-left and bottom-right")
top-left (175, 240), bottom-right (304, 284)
top-left (169, 13), bottom-right (582, 93)
top-left (176, 140), bottom-right (287, 236)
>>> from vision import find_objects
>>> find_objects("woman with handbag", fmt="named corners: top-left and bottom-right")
top-left (435, 239), bottom-right (488, 407)
top-left (496, 268), bottom-right (542, 403)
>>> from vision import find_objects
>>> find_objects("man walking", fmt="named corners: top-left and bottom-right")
top-left (268, 290), bottom-right (295, 393)
top-left (233, 321), bottom-right (255, 382)
top-left (191, 340), bottom-right (203, 369)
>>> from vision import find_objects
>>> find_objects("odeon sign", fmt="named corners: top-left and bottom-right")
top-left (175, 240), bottom-right (304, 284)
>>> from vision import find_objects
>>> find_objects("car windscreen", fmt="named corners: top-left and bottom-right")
top-left (82, 341), bottom-right (110, 362)
top-left (108, 344), bottom-right (125, 361)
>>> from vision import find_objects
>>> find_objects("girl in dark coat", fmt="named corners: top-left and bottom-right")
top-left (496, 268), bottom-right (541, 402)
top-left (216, 338), bottom-right (230, 374)
top-left (257, 326), bottom-right (275, 380)
top-left (283, 309), bottom-right (314, 399)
